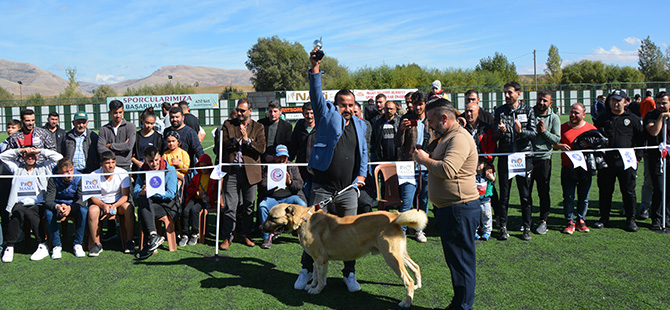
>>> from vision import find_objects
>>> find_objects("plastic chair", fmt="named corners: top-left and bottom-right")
top-left (373, 163), bottom-right (403, 210)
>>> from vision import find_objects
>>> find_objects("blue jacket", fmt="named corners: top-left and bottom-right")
top-left (133, 160), bottom-right (178, 202)
top-left (44, 167), bottom-right (82, 211)
top-left (308, 72), bottom-right (368, 182)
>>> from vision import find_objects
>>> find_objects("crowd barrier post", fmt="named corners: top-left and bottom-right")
top-left (205, 127), bottom-right (228, 261)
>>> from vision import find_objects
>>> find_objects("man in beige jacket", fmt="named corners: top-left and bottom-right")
top-left (413, 98), bottom-right (479, 310)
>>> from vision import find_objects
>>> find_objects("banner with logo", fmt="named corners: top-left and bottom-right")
top-left (396, 161), bottom-right (416, 185)
top-left (16, 176), bottom-right (38, 205)
top-left (566, 151), bottom-right (587, 170)
top-left (267, 164), bottom-right (287, 190)
top-left (107, 94), bottom-right (219, 112)
top-left (146, 171), bottom-right (166, 197)
top-left (619, 148), bottom-right (638, 170)
top-left (210, 164), bottom-right (227, 180)
top-left (507, 153), bottom-right (526, 179)
top-left (81, 174), bottom-right (102, 201)
top-left (286, 88), bottom-right (417, 103)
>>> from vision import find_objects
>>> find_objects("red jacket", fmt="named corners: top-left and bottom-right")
top-left (184, 172), bottom-right (219, 209)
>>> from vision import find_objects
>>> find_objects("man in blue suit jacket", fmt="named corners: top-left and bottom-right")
top-left (294, 47), bottom-right (368, 293)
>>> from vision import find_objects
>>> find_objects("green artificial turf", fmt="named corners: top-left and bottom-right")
top-left (2, 122), bottom-right (670, 309)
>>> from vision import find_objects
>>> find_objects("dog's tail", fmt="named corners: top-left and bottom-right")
top-left (393, 209), bottom-right (428, 231)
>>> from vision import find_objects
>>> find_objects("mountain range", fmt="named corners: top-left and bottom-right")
top-left (0, 59), bottom-right (253, 97)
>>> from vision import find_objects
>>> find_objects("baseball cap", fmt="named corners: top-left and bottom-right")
top-left (610, 89), bottom-right (628, 101)
top-left (275, 144), bottom-right (289, 157)
top-left (431, 80), bottom-right (441, 90)
top-left (73, 111), bottom-right (88, 121)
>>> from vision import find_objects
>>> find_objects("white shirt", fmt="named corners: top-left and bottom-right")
top-left (92, 167), bottom-right (130, 204)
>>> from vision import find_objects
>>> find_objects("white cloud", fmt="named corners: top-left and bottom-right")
top-left (94, 74), bottom-right (125, 84)
top-left (584, 46), bottom-right (638, 64)
top-left (624, 37), bottom-right (641, 45)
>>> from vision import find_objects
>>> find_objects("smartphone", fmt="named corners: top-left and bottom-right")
top-left (409, 119), bottom-right (418, 127)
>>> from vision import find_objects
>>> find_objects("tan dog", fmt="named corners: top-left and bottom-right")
top-left (261, 203), bottom-right (428, 308)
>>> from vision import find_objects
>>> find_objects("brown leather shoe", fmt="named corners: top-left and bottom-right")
top-left (219, 239), bottom-right (231, 250)
top-left (241, 236), bottom-right (255, 247)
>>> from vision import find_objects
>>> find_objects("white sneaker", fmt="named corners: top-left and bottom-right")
top-left (51, 246), bottom-right (62, 260)
top-left (416, 231), bottom-right (427, 243)
top-left (30, 243), bottom-right (50, 261)
top-left (294, 268), bottom-right (313, 290)
top-left (343, 273), bottom-right (361, 292)
top-left (73, 244), bottom-right (85, 258)
top-left (2, 246), bottom-right (14, 263)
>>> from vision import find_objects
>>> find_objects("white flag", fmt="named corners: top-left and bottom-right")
top-left (16, 176), bottom-right (38, 205)
top-left (507, 153), bottom-right (526, 179)
top-left (210, 164), bottom-right (227, 180)
top-left (267, 164), bottom-right (287, 191)
top-left (81, 174), bottom-right (102, 201)
top-left (566, 151), bottom-right (587, 171)
top-left (146, 171), bottom-right (166, 197)
top-left (618, 148), bottom-right (638, 170)
top-left (396, 161), bottom-right (416, 185)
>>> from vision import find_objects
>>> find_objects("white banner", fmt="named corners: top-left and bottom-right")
top-left (566, 151), bottom-right (587, 171)
top-left (210, 164), bottom-right (227, 180)
top-left (146, 171), bottom-right (166, 197)
top-left (267, 164), bottom-right (287, 191)
top-left (107, 94), bottom-right (220, 112)
top-left (619, 148), bottom-right (638, 170)
top-left (16, 176), bottom-right (38, 205)
top-left (286, 88), bottom-right (417, 103)
top-left (81, 174), bottom-right (102, 201)
top-left (507, 153), bottom-right (526, 179)
top-left (396, 161), bottom-right (416, 185)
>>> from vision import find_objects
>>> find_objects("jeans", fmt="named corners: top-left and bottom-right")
top-left (497, 155), bottom-right (533, 229)
top-left (561, 167), bottom-right (592, 222)
top-left (398, 171), bottom-right (429, 212)
top-left (221, 169), bottom-right (257, 239)
top-left (597, 164), bottom-right (637, 222)
top-left (258, 195), bottom-right (306, 240)
top-left (301, 182), bottom-right (358, 276)
top-left (434, 200), bottom-right (480, 310)
top-left (45, 205), bottom-right (89, 247)
top-left (530, 158), bottom-right (552, 222)
top-left (478, 198), bottom-right (492, 235)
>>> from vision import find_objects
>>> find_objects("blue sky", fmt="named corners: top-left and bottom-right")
top-left (1, 0), bottom-right (667, 85)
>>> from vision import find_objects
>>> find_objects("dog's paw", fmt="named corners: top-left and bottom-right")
top-left (307, 287), bottom-right (323, 294)
top-left (398, 300), bottom-right (411, 308)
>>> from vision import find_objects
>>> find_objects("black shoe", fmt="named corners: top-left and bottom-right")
top-left (638, 209), bottom-right (650, 220)
top-left (124, 240), bottom-right (136, 254)
top-left (592, 219), bottom-right (608, 229)
top-left (135, 248), bottom-right (157, 260)
top-left (498, 227), bottom-right (509, 240)
top-left (626, 219), bottom-right (638, 232)
top-left (88, 243), bottom-right (103, 257)
top-left (522, 228), bottom-right (532, 241)
top-left (651, 219), bottom-right (662, 231)
top-left (147, 234), bottom-right (164, 252)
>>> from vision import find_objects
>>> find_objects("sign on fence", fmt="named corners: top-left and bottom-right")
top-left (107, 94), bottom-right (220, 112)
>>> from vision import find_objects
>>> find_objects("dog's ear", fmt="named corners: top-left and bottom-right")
top-left (285, 205), bottom-right (295, 216)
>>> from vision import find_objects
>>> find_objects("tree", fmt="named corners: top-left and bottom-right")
top-left (59, 67), bottom-right (84, 98)
top-left (475, 52), bottom-right (518, 83)
top-left (26, 93), bottom-right (45, 105)
top-left (245, 36), bottom-right (310, 91)
top-left (638, 36), bottom-right (665, 81)
top-left (93, 84), bottom-right (117, 98)
top-left (319, 56), bottom-right (350, 89)
top-left (0, 85), bottom-right (13, 101)
top-left (544, 45), bottom-right (563, 85)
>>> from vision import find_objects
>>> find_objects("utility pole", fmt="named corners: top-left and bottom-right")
top-left (17, 81), bottom-right (23, 100)
top-left (533, 49), bottom-right (537, 91)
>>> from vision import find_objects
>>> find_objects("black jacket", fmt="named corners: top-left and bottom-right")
top-left (43, 124), bottom-right (67, 154)
top-left (132, 130), bottom-right (163, 170)
top-left (289, 119), bottom-right (316, 181)
top-left (371, 115), bottom-right (400, 161)
top-left (63, 128), bottom-right (100, 173)
top-left (493, 103), bottom-right (537, 153)
top-left (258, 117), bottom-right (292, 157)
top-left (594, 110), bottom-right (644, 166)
